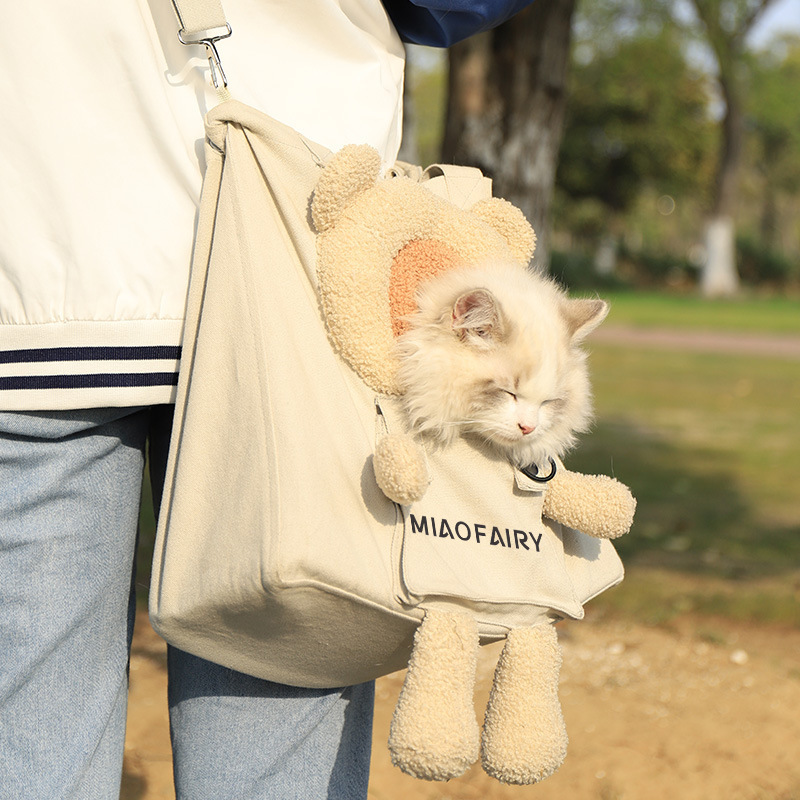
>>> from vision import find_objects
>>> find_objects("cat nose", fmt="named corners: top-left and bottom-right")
top-left (518, 423), bottom-right (535, 435)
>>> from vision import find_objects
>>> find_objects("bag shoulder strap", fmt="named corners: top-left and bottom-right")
top-left (171, 0), bottom-right (228, 39)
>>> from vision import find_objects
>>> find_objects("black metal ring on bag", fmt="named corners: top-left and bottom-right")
top-left (520, 457), bottom-right (557, 483)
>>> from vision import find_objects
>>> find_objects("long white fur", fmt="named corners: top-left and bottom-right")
top-left (396, 262), bottom-right (608, 469)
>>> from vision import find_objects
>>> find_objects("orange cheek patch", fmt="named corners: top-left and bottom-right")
top-left (390, 239), bottom-right (463, 337)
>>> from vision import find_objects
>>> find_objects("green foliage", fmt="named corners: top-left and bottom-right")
top-left (747, 35), bottom-right (800, 189)
top-left (742, 36), bottom-right (800, 254)
top-left (557, 26), bottom-right (714, 215)
top-left (550, 249), bottom-right (632, 291)
top-left (593, 570), bottom-right (800, 627)
top-left (555, 3), bottom-right (799, 289)
top-left (409, 51), bottom-right (447, 167)
top-left (736, 232), bottom-right (798, 285)
top-left (621, 243), bottom-right (698, 286)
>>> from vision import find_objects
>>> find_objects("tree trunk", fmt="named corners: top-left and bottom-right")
top-left (687, 0), bottom-right (774, 297)
top-left (701, 216), bottom-right (739, 296)
top-left (398, 55), bottom-right (420, 165)
top-left (442, 0), bottom-right (576, 271)
top-left (594, 233), bottom-right (618, 276)
top-left (700, 71), bottom-right (744, 296)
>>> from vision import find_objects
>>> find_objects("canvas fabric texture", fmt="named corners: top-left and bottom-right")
top-left (149, 100), bottom-right (623, 689)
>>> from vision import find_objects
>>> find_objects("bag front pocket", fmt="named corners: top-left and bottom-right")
top-left (394, 436), bottom-right (585, 620)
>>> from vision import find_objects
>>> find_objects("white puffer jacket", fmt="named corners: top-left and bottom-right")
top-left (0, 0), bottom-right (404, 410)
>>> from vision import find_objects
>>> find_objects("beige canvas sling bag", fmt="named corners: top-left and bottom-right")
top-left (149, 0), bottom-right (624, 688)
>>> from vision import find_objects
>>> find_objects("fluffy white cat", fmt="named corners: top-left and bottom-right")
top-left (395, 262), bottom-right (608, 470)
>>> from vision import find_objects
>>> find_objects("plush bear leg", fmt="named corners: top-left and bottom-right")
top-left (481, 624), bottom-right (568, 784)
top-left (389, 609), bottom-right (480, 781)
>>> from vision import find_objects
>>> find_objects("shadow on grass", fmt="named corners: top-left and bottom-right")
top-left (566, 416), bottom-right (800, 577)
top-left (567, 416), bottom-right (800, 627)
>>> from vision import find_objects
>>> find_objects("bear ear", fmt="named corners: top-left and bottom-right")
top-left (470, 198), bottom-right (537, 266)
top-left (312, 144), bottom-right (382, 232)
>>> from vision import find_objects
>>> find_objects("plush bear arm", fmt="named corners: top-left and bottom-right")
top-left (374, 433), bottom-right (431, 505)
top-left (542, 468), bottom-right (635, 539)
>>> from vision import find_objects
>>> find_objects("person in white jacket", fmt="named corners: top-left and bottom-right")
top-left (0, 1), bottom-right (533, 797)
top-left (0, 3), bottom-right (402, 798)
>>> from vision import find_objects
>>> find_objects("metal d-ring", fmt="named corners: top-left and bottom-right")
top-left (520, 457), bottom-right (557, 483)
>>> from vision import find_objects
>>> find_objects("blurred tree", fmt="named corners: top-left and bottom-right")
top-left (399, 47), bottom-right (448, 168)
top-left (555, 26), bottom-right (714, 273)
top-left (686, 0), bottom-right (777, 296)
top-left (441, 0), bottom-right (575, 269)
top-left (745, 35), bottom-right (800, 252)
top-left (398, 54), bottom-right (421, 165)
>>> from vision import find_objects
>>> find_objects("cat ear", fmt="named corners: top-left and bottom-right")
top-left (562, 298), bottom-right (609, 342)
top-left (452, 289), bottom-right (505, 343)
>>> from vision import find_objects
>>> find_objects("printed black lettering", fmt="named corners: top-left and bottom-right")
top-left (514, 529), bottom-right (530, 550)
top-left (530, 531), bottom-right (543, 552)
top-left (505, 528), bottom-right (511, 547)
top-left (410, 515), bottom-right (429, 535)
top-left (490, 527), bottom-right (506, 546)
top-left (455, 521), bottom-right (471, 541)
top-left (439, 518), bottom-right (455, 539)
top-left (475, 523), bottom-right (486, 544)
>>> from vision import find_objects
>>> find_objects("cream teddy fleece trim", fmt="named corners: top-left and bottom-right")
top-left (311, 144), bottom-right (382, 232)
top-left (471, 198), bottom-right (537, 266)
top-left (315, 174), bottom-right (533, 394)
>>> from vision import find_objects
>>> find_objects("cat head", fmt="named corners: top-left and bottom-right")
top-left (396, 262), bottom-right (608, 467)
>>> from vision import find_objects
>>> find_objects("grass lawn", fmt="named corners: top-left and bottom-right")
top-left (596, 291), bottom-right (800, 335)
top-left (568, 339), bottom-right (800, 626)
top-left (137, 292), bottom-right (800, 626)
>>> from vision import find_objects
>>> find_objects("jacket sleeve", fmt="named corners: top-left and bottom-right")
top-left (381, 0), bottom-right (536, 47)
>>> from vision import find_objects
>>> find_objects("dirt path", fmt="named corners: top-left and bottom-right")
top-left (124, 610), bottom-right (800, 799)
top-left (593, 324), bottom-right (800, 359)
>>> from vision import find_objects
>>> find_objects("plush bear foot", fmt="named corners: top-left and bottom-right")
top-left (389, 610), bottom-right (480, 780)
top-left (481, 624), bottom-right (568, 784)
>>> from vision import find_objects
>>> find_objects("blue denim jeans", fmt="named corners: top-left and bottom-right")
top-left (0, 407), bottom-right (374, 799)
